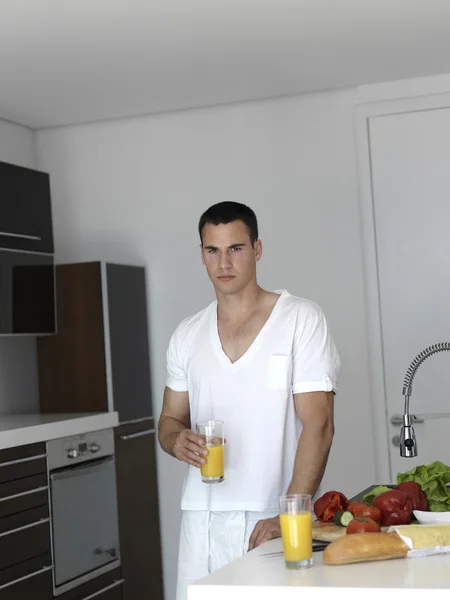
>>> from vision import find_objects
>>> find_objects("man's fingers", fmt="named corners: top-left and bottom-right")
top-left (187, 440), bottom-right (208, 456)
top-left (184, 450), bottom-right (206, 466)
top-left (253, 525), bottom-right (267, 549)
top-left (187, 430), bottom-right (206, 446)
top-left (248, 524), bottom-right (260, 551)
top-left (248, 518), bottom-right (281, 551)
top-left (254, 531), bottom-right (272, 548)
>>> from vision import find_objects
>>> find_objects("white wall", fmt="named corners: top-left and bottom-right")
top-left (0, 120), bottom-right (40, 414)
top-left (35, 88), bottom-right (374, 600)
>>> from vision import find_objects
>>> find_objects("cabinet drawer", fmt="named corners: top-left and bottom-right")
top-left (0, 504), bottom-right (49, 534)
top-left (0, 161), bottom-right (53, 254)
top-left (0, 473), bottom-right (48, 518)
top-left (57, 569), bottom-right (123, 600)
top-left (0, 442), bottom-right (46, 464)
top-left (0, 518), bottom-right (50, 570)
top-left (0, 552), bottom-right (52, 587)
top-left (0, 454), bottom-right (47, 484)
top-left (0, 564), bottom-right (53, 600)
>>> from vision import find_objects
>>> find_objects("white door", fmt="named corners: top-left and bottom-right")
top-left (368, 106), bottom-right (450, 481)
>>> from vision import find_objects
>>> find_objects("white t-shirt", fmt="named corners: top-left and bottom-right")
top-left (165, 289), bottom-right (340, 512)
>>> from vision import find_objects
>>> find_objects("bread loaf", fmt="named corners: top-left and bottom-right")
top-left (323, 532), bottom-right (409, 565)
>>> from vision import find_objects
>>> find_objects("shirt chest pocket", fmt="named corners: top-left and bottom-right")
top-left (267, 355), bottom-right (292, 390)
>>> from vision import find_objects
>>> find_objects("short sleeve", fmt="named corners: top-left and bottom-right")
top-left (165, 323), bottom-right (189, 392)
top-left (292, 303), bottom-right (340, 395)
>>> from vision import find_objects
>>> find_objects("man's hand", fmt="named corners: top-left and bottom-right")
top-left (248, 516), bottom-right (281, 551)
top-left (173, 429), bottom-right (208, 468)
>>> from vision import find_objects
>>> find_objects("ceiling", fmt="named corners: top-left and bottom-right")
top-left (2, 0), bottom-right (450, 129)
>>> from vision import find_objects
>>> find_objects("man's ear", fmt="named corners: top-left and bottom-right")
top-left (254, 239), bottom-right (263, 262)
top-left (200, 243), bottom-right (205, 265)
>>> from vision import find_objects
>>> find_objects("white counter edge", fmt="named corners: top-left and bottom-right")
top-left (0, 412), bottom-right (119, 450)
top-left (189, 586), bottom-right (440, 600)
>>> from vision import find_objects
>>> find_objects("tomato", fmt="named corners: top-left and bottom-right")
top-left (347, 501), bottom-right (367, 515)
top-left (352, 505), bottom-right (382, 524)
top-left (347, 518), bottom-right (381, 535)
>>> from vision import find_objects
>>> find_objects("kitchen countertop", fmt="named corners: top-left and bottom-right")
top-left (188, 537), bottom-right (450, 600)
top-left (0, 412), bottom-right (119, 449)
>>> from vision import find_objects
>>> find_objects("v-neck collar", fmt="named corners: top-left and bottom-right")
top-left (209, 289), bottom-right (288, 370)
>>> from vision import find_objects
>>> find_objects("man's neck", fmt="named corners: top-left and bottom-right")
top-left (216, 283), bottom-right (266, 323)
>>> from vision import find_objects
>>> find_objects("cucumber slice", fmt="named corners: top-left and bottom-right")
top-left (333, 510), bottom-right (355, 527)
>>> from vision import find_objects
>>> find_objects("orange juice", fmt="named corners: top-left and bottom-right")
top-left (279, 511), bottom-right (312, 562)
top-left (201, 444), bottom-right (224, 478)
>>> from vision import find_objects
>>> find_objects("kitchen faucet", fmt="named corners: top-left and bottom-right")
top-left (399, 342), bottom-right (450, 457)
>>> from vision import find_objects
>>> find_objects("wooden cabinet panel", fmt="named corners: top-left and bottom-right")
top-left (37, 262), bottom-right (108, 414)
top-left (115, 421), bottom-right (163, 600)
top-left (36, 261), bottom-right (153, 422)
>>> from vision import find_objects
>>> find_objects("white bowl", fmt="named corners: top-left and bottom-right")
top-left (413, 510), bottom-right (450, 524)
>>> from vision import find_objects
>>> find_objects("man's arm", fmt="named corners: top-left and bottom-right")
top-left (287, 391), bottom-right (335, 495)
top-left (158, 386), bottom-right (208, 468)
top-left (248, 391), bottom-right (335, 550)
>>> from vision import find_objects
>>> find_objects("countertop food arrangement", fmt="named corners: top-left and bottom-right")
top-left (312, 460), bottom-right (450, 565)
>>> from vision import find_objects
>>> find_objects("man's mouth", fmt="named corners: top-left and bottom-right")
top-left (218, 275), bottom-right (235, 281)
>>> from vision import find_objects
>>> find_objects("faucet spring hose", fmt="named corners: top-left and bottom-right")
top-left (403, 342), bottom-right (450, 392)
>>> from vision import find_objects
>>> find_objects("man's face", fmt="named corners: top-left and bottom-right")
top-left (200, 220), bottom-right (262, 295)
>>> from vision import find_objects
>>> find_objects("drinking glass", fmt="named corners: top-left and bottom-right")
top-left (279, 494), bottom-right (313, 568)
top-left (195, 420), bottom-right (224, 483)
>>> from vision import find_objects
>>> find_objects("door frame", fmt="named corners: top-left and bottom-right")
top-left (353, 90), bottom-right (450, 484)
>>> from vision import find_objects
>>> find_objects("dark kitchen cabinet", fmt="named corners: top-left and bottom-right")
top-left (36, 261), bottom-right (163, 600)
top-left (0, 442), bottom-right (52, 600)
top-left (36, 261), bottom-right (153, 423)
top-left (0, 566), bottom-right (53, 600)
top-left (114, 419), bottom-right (163, 600)
top-left (0, 160), bottom-right (54, 254)
top-left (0, 249), bottom-right (55, 335)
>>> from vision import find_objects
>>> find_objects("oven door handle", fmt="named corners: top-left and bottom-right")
top-left (50, 456), bottom-right (115, 482)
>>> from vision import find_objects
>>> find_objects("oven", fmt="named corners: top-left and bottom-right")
top-left (47, 428), bottom-right (121, 596)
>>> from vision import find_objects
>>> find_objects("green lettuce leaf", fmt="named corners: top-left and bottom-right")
top-left (396, 461), bottom-right (450, 512)
top-left (362, 485), bottom-right (392, 505)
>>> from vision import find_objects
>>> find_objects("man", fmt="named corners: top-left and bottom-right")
top-left (158, 201), bottom-right (340, 600)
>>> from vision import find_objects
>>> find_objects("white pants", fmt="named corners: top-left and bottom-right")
top-left (176, 509), bottom-right (278, 600)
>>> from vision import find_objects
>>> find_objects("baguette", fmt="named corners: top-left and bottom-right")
top-left (323, 532), bottom-right (409, 565)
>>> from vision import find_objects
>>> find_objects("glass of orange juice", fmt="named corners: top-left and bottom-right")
top-left (195, 420), bottom-right (224, 484)
top-left (279, 494), bottom-right (313, 569)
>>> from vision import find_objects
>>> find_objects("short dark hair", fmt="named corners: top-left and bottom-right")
top-left (198, 201), bottom-right (259, 245)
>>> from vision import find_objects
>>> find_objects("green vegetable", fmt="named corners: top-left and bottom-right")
top-left (396, 461), bottom-right (450, 512)
top-left (362, 485), bottom-right (392, 505)
top-left (333, 510), bottom-right (354, 527)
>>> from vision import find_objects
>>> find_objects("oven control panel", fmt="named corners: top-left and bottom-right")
top-left (46, 428), bottom-right (115, 471)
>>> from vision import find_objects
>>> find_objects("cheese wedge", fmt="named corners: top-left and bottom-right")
top-left (389, 523), bottom-right (450, 554)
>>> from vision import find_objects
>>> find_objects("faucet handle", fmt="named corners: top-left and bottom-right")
top-left (391, 414), bottom-right (424, 426)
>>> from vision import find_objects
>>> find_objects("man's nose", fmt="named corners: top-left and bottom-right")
top-left (219, 251), bottom-right (232, 270)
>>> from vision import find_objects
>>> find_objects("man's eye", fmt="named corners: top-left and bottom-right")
top-left (207, 248), bottom-right (217, 254)
top-left (231, 247), bottom-right (242, 252)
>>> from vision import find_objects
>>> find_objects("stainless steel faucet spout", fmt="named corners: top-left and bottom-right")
top-left (400, 342), bottom-right (450, 457)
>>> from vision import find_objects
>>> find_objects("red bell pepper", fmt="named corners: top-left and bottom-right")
top-left (394, 481), bottom-right (428, 511)
top-left (372, 489), bottom-right (414, 526)
top-left (314, 491), bottom-right (349, 523)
